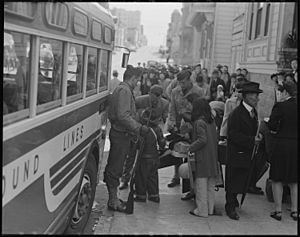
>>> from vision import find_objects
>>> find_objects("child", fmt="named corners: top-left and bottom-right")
top-left (134, 108), bottom-right (166, 203)
top-left (188, 98), bottom-right (219, 217)
top-left (216, 84), bottom-right (225, 102)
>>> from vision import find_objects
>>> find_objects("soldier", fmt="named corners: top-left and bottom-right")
top-left (225, 81), bottom-right (264, 220)
top-left (104, 65), bottom-right (149, 212)
top-left (167, 69), bottom-right (205, 201)
top-left (108, 70), bottom-right (121, 93)
top-left (119, 85), bottom-right (169, 190)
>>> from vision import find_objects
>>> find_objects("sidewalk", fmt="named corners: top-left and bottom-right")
top-left (93, 163), bottom-right (297, 235)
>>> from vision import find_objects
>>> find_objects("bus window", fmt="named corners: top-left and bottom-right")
top-left (91, 20), bottom-right (102, 41)
top-left (99, 50), bottom-right (109, 89)
top-left (86, 47), bottom-right (97, 95)
top-left (4, 2), bottom-right (36, 19)
top-left (73, 9), bottom-right (88, 36)
top-left (37, 38), bottom-right (63, 107)
top-left (67, 43), bottom-right (83, 98)
top-left (45, 2), bottom-right (68, 30)
top-left (3, 30), bottom-right (30, 115)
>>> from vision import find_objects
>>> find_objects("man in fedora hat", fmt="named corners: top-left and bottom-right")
top-left (225, 81), bottom-right (264, 220)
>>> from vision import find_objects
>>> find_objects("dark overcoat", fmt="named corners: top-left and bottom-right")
top-left (225, 102), bottom-right (258, 193)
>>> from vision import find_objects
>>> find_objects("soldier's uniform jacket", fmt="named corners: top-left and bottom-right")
top-left (108, 82), bottom-right (141, 135)
top-left (135, 94), bottom-right (169, 124)
top-left (168, 84), bottom-right (204, 130)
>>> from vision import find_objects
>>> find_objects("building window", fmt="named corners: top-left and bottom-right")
top-left (248, 4), bottom-right (254, 40)
top-left (264, 4), bottom-right (270, 36)
top-left (255, 3), bottom-right (263, 39)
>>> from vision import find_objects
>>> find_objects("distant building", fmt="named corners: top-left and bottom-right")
top-left (179, 3), bottom-right (194, 65)
top-left (110, 7), bottom-right (147, 48)
top-left (166, 9), bottom-right (181, 64)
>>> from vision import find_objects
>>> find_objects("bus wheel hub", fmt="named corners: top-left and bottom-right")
top-left (72, 174), bottom-right (92, 223)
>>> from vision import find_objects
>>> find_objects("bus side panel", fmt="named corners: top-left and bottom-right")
top-left (2, 176), bottom-right (78, 234)
top-left (2, 97), bottom-right (107, 233)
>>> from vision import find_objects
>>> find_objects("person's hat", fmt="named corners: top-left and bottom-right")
top-left (240, 81), bottom-right (263, 94)
top-left (235, 81), bottom-right (245, 92)
top-left (150, 85), bottom-right (163, 96)
top-left (217, 84), bottom-right (224, 90)
top-left (216, 64), bottom-right (223, 69)
top-left (231, 73), bottom-right (237, 78)
top-left (112, 70), bottom-right (118, 76)
top-left (177, 70), bottom-right (191, 81)
top-left (212, 69), bottom-right (220, 74)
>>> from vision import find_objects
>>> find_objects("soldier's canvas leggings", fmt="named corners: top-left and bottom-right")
top-left (135, 158), bottom-right (159, 198)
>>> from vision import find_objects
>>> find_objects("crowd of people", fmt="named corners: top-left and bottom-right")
top-left (104, 58), bottom-right (298, 222)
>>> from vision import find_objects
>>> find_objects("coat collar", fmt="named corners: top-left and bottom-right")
top-left (238, 101), bottom-right (257, 129)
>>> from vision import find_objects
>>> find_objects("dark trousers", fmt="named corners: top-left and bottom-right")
top-left (135, 158), bottom-right (159, 198)
top-left (225, 191), bottom-right (239, 212)
top-left (104, 128), bottom-right (132, 188)
top-left (121, 141), bottom-right (138, 183)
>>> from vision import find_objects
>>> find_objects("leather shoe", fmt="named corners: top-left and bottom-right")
top-left (247, 187), bottom-right (264, 195)
top-left (134, 196), bottom-right (146, 202)
top-left (119, 182), bottom-right (128, 190)
top-left (148, 196), bottom-right (160, 203)
top-left (181, 191), bottom-right (195, 201)
top-left (167, 178), bottom-right (180, 188)
top-left (107, 202), bottom-right (127, 213)
top-left (226, 210), bottom-right (240, 220)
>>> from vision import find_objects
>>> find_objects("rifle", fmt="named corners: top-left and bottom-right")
top-left (125, 108), bottom-right (152, 214)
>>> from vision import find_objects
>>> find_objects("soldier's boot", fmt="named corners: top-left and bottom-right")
top-left (107, 185), bottom-right (126, 212)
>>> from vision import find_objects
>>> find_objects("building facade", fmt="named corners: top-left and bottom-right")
top-left (110, 8), bottom-right (147, 48)
top-left (180, 3), bottom-right (244, 70)
top-left (176, 2), bottom-right (297, 118)
top-left (238, 2), bottom-right (297, 118)
top-left (166, 9), bottom-right (182, 64)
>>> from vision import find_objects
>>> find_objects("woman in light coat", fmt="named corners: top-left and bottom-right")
top-left (188, 98), bottom-right (219, 217)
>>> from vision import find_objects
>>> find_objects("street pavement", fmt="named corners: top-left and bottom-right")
top-left (84, 136), bottom-right (297, 235)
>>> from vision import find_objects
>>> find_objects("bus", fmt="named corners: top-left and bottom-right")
top-left (3, 2), bottom-right (115, 234)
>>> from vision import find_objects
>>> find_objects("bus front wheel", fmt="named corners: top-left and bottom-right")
top-left (65, 155), bottom-right (97, 234)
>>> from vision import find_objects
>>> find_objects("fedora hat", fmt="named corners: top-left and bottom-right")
top-left (240, 81), bottom-right (263, 93)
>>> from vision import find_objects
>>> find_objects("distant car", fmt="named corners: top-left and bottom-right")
top-left (147, 60), bottom-right (160, 68)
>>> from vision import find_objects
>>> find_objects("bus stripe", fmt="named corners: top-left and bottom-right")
top-left (3, 98), bottom-right (106, 166)
top-left (50, 147), bottom-right (88, 189)
top-left (52, 160), bottom-right (85, 196)
top-left (49, 132), bottom-right (97, 177)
